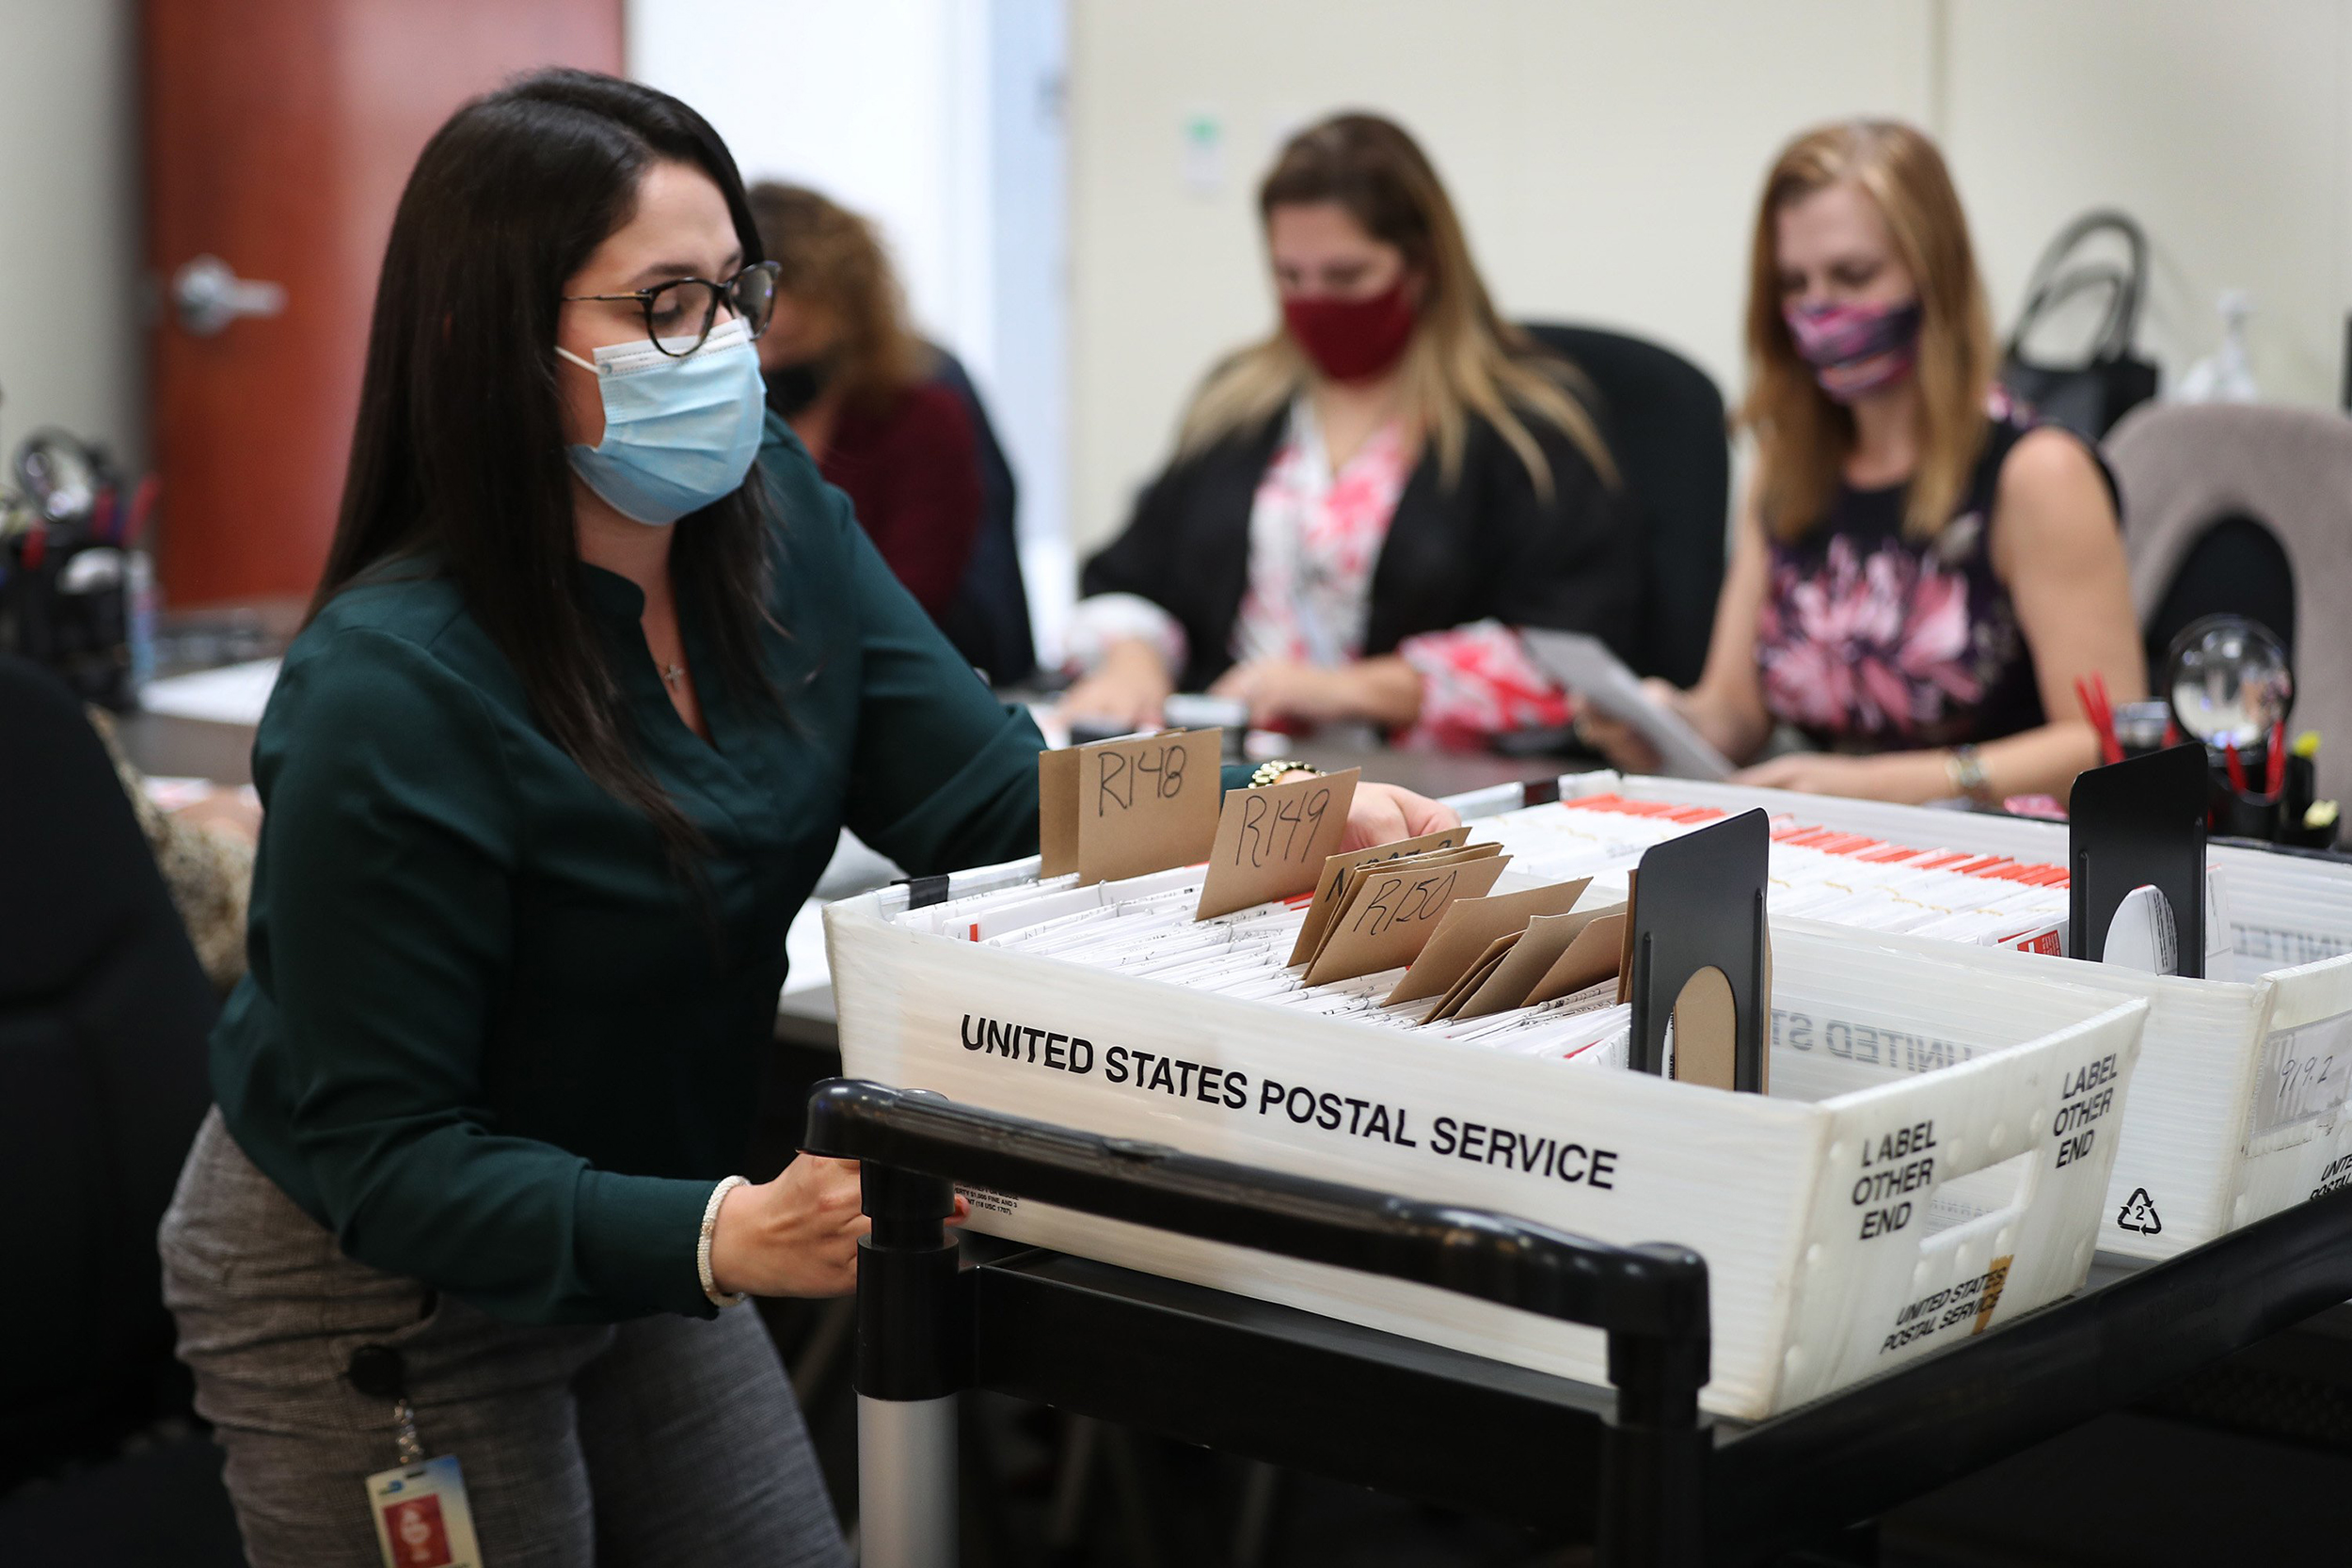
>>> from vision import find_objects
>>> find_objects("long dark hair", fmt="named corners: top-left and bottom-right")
top-left (314, 68), bottom-right (776, 864)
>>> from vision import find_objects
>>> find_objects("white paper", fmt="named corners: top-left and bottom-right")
top-left (1520, 630), bottom-right (1732, 780)
top-left (138, 657), bottom-right (280, 726)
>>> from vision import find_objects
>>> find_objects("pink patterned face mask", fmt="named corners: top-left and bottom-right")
top-left (1782, 297), bottom-right (1923, 402)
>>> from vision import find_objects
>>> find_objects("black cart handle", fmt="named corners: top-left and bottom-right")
top-left (804, 1078), bottom-right (1708, 1348)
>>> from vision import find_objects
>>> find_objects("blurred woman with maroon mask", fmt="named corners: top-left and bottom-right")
top-left (1062, 112), bottom-right (1637, 751)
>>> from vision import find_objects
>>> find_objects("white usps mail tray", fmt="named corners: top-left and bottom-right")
top-left (1533, 773), bottom-right (2352, 1261)
top-left (825, 862), bottom-right (2147, 1421)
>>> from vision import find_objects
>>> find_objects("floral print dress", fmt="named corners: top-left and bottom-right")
top-left (1756, 417), bottom-right (2090, 752)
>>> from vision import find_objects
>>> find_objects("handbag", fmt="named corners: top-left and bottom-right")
top-left (1998, 210), bottom-right (2161, 438)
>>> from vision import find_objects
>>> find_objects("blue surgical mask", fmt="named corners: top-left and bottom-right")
top-left (556, 316), bottom-right (765, 525)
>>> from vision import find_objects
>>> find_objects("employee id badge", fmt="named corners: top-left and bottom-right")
top-left (366, 1454), bottom-right (484, 1568)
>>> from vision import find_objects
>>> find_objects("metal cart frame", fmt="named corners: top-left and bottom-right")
top-left (805, 1078), bottom-right (2352, 1567)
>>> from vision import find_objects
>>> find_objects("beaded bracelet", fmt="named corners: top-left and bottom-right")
top-left (698, 1175), bottom-right (749, 1308)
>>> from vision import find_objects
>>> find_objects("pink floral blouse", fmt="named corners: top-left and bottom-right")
top-left (1070, 400), bottom-right (1576, 751)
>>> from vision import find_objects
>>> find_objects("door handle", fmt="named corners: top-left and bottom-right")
top-left (171, 255), bottom-right (287, 336)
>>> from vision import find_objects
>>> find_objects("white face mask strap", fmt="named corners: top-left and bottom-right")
top-left (557, 316), bottom-right (749, 377)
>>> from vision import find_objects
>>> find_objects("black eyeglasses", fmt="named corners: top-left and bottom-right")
top-left (563, 260), bottom-right (781, 356)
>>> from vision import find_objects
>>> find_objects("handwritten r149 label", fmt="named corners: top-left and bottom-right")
top-left (1195, 768), bottom-right (1359, 920)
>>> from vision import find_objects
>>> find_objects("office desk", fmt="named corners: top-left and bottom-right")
top-left (116, 708), bottom-right (258, 785)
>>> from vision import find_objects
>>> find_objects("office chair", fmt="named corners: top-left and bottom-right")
top-left (929, 346), bottom-right (1039, 688)
top-left (1520, 322), bottom-right (1730, 688)
top-left (0, 656), bottom-right (241, 1562)
top-left (2105, 402), bottom-right (2352, 808)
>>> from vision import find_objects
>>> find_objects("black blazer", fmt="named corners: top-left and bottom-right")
top-left (1080, 403), bottom-right (1641, 692)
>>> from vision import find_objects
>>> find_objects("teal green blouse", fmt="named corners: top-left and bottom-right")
top-left (213, 419), bottom-right (1044, 1324)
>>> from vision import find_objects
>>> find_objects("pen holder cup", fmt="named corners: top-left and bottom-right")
top-left (2208, 767), bottom-right (2282, 842)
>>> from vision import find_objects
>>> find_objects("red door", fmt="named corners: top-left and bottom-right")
top-left (144, 0), bottom-right (623, 608)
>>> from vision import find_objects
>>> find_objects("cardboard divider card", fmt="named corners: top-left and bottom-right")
top-left (1302, 849), bottom-right (1512, 985)
top-left (1383, 879), bottom-right (1594, 1006)
top-left (1310, 843), bottom-right (1506, 973)
top-left (1038, 728), bottom-right (1224, 886)
top-left (1287, 824), bottom-right (1473, 965)
top-left (1460, 907), bottom-right (1605, 1020)
top-left (1038, 747), bottom-right (1080, 877)
top-left (1195, 768), bottom-right (1361, 920)
top-left (1613, 869), bottom-right (1641, 1005)
top-left (1526, 910), bottom-right (1629, 1004)
top-left (1667, 968), bottom-right (1741, 1092)
top-left (1426, 932), bottom-right (1521, 1022)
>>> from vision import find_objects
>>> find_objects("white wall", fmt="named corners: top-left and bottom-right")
top-left (1066, 0), bottom-right (2352, 554)
top-left (0, 0), bottom-right (143, 467)
top-left (17, 3), bottom-right (2352, 600)
top-left (1942, 0), bottom-right (2350, 407)
top-left (628, 0), bottom-right (984, 359)
top-left (630, 0), bottom-right (1073, 645)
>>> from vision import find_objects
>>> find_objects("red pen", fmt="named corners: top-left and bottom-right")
top-left (2077, 675), bottom-right (2122, 766)
top-left (2268, 720), bottom-right (2287, 797)
top-left (2225, 741), bottom-right (2248, 794)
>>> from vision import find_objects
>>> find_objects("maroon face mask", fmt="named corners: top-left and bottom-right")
top-left (1281, 278), bottom-right (1418, 382)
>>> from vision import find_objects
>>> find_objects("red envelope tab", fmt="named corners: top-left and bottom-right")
top-left (1195, 768), bottom-right (1361, 920)
top-left (1039, 729), bottom-right (1224, 886)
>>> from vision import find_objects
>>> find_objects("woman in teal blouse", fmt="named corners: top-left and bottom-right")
top-left (157, 71), bottom-right (1449, 1566)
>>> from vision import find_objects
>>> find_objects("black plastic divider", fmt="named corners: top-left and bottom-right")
top-left (2069, 745), bottom-right (2209, 974)
top-left (898, 873), bottom-right (954, 911)
top-left (1627, 809), bottom-right (1770, 1089)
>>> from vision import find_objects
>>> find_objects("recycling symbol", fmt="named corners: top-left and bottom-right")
top-left (2116, 1187), bottom-right (2162, 1235)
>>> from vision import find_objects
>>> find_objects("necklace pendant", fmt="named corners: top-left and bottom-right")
top-left (661, 662), bottom-right (685, 689)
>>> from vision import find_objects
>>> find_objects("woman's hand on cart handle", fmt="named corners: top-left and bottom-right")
top-left (707, 1154), bottom-right (969, 1299)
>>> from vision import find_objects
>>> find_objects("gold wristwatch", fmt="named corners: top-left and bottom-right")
top-left (1945, 744), bottom-right (1993, 804)
top-left (1247, 759), bottom-right (1321, 789)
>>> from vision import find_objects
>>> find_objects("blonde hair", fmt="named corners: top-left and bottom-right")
top-left (1739, 120), bottom-right (1995, 544)
top-left (1179, 113), bottom-right (1615, 495)
top-left (745, 181), bottom-right (931, 414)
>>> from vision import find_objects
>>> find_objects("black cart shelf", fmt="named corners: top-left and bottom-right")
top-left (806, 1077), bottom-right (2352, 1567)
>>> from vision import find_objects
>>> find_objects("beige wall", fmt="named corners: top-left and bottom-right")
top-left (16, 2), bottom-right (2352, 574)
top-left (1942, 0), bottom-right (2349, 407)
top-left (0, 0), bottom-right (143, 467)
top-left (1066, 0), bottom-right (2352, 554)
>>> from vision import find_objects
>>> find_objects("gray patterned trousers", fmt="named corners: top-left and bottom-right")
top-left (158, 1109), bottom-right (849, 1568)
